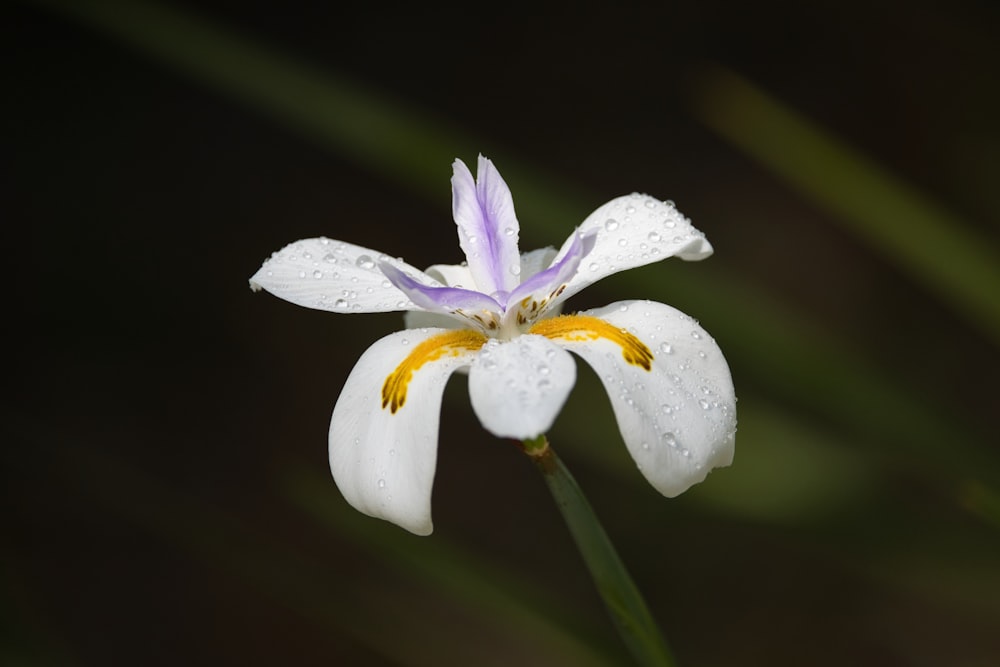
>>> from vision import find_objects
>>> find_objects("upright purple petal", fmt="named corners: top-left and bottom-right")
top-left (507, 229), bottom-right (597, 308)
top-left (451, 156), bottom-right (521, 297)
top-left (380, 263), bottom-right (503, 316)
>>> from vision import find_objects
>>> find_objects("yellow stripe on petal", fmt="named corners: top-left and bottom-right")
top-left (529, 315), bottom-right (653, 371)
top-left (382, 330), bottom-right (487, 413)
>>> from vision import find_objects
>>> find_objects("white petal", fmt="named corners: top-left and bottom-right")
top-left (544, 300), bottom-right (736, 496)
top-left (556, 194), bottom-right (714, 303)
top-left (468, 335), bottom-right (576, 440)
top-left (424, 263), bottom-right (477, 289)
top-left (249, 238), bottom-right (433, 313)
top-left (329, 327), bottom-right (483, 535)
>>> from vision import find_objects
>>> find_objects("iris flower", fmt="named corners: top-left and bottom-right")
top-left (251, 155), bottom-right (736, 535)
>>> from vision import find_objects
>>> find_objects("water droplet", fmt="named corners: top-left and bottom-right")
top-left (664, 219), bottom-right (677, 229)
top-left (661, 404), bottom-right (673, 415)
top-left (681, 448), bottom-right (691, 458)
top-left (698, 351), bottom-right (707, 359)
top-left (589, 262), bottom-right (600, 272)
top-left (334, 298), bottom-right (348, 308)
top-left (323, 253), bottom-right (337, 264)
top-left (604, 218), bottom-right (619, 231)
top-left (658, 342), bottom-right (673, 354)
top-left (297, 270), bottom-right (307, 279)
top-left (377, 479), bottom-right (386, 489)
top-left (468, 234), bottom-right (478, 243)
top-left (509, 264), bottom-right (521, 276)
top-left (537, 363), bottom-right (550, 375)
top-left (356, 255), bottom-right (376, 270)
top-left (625, 205), bottom-right (636, 214)
top-left (312, 270), bottom-right (323, 279)
top-left (401, 338), bottom-right (409, 346)
top-left (663, 432), bottom-right (677, 447)
top-left (691, 330), bottom-right (702, 340)
top-left (698, 399), bottom-right (711, 410)
top-left (538, 378), bottom-right (551, 390)
top-left (303, 251), bottom-right (312, 259)
top-left (617, 238), bottom-right (627, 247)
top-left (504, 227), bottom-right (515, 236)
top-left (648, 231), bottom-right (661, 242)
top-left (641, 442), bottom-right (650, 450)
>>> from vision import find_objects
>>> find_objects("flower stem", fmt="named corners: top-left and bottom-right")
top-left (525, 438), bottom-right (677, 667)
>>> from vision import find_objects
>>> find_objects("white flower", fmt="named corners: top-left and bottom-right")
top-left (251, 155), bottom-right (736, 535)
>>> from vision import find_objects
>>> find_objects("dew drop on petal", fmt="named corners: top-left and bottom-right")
top-left (698, 398), bottom-right (711, 410)
top-left (401, 338), bottom-right (409, 346)
top-left (334, 298), bottom-right (348, 308)
top-left (356, 255), bottom-right (376, 270)
top-left (648, 231), bottom-right (661, 242)
top-left (658, 342), bottom-right (673, 354)
top-left (625, 205), bottom-right (636, 214)
top-left (313, 270), bottom-right (323, 279)
top-left (662, 432), bottom-right (677, 448)
top-left (604, 218), bottom-right (619, 231)
top-left (504, 227), bottom-right (515, 236)
top-left (691, 330), bottom-right (702, 340)
top-left (323, 253), bottom-right (337, 264)
top-left (509, 264), bottom-right (521, 276)
top-left (589, 262), bottom-right (600, 272)
top-left (617, 238), bottom-right (628, 247)
top-left (377, 479), bottom-right (386, 490)
top-left (298, 270), bottom-right (307, 279)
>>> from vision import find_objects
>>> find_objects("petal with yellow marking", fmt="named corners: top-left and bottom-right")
top-left (330, 328), bottom-right (484, 535)
top-left (538, 300), bottom-right (737, 497)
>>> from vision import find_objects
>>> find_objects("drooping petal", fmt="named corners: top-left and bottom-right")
top-left (530, 300), bottom-right (736, 496)
top-left (468, 335), bottom-right (576, 440)
top-left (330, 327), bottom-right (487, 535)
top-left (505, 230), bottom-right (597, 324)
top-left (380, 263), bottom-right (502, 316)
top-left (451, 156), bottom-right (521, 297)
top-left (553, 193), bottom-right (714, 305)
top-left (250, 238), bottom-right (429, 313)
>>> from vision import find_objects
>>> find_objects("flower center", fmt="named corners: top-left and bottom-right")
top-left (529, 315), bottom-right (654, 370)
top-left (382, 330), bottom-right (488, 413)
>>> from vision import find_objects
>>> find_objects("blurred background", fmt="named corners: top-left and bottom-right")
top-left (5, 0), bottom-right (1000, 665)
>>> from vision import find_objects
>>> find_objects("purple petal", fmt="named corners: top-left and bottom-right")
top-left (508, 229), bottom-right (597, 306)
top-left (451, 156), bottom-right (521, 297)
top-left (380, 263), bottom-right (502, 315)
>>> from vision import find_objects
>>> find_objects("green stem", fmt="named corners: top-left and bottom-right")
top-left (526, 438), bottom-right (677, 667)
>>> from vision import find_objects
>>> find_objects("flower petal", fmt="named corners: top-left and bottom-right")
top-left (506, 230), bottom-right (597, 322)
top-left (451, 156), bottom-right (521, 297)
top-left (555, 193), bottom-right (714, 304)
top-left (535, 300), bottom-right (736, 496)
top-left (329, 327), bottom-right (486, 535)
top-left (468, 335), bottom-right (576, 440)
top-left (250, 238), bottom-right (430, 313)
top-left (380, 262), bottom-right (502, 318)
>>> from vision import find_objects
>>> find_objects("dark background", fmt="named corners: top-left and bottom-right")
top-left (5, 1), bottom-right (1000, 665)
